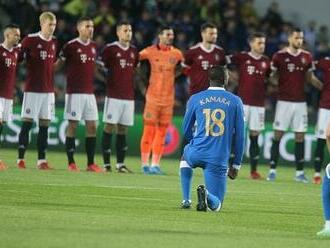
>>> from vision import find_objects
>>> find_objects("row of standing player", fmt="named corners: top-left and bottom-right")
top-left (0, 12), bottom-right (188, 174)
top-left (0, 13), bottom-right (138, 173)
top-left (183, 24), bottom-right (329, 185)
top-left (0, 11), bottom-right (329, 181)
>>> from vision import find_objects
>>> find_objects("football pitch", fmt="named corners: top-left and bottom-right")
top-left (0, 149), bottom-right (329, 248)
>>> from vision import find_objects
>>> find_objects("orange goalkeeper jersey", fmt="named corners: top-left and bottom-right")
top-left (139, 44), bottom-right (183, 106)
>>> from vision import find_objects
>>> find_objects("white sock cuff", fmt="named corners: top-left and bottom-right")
top-left (37, 159), bottom-right (47, 165)
top-left (326, 164), bottom-right (330, 179)
top-left (180, 160), bottom-right (191, 169)
top-left (325, 220), bottom-right (330, 229)
top-left (211, 202), bottom-right (222, 212)
top-left (296, 170), bottom-right (304, 176)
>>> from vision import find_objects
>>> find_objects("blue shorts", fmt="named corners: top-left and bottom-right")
top-left (183, 144), bottom-right (228, 176)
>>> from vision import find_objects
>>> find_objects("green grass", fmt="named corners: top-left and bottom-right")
top-left (0, 148), bottom-right (329, 248)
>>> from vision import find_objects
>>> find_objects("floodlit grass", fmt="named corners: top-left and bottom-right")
top-left (0, 149), bottom-right (329, 248)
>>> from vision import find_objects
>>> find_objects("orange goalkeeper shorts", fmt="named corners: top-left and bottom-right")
top-left (143, 101), bottom-right (173, 126)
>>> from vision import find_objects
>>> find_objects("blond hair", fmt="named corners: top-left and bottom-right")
top-left (39, 11), bottom-right (56, 24)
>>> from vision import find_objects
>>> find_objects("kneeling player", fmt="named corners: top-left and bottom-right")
top-left (317, 120), bottom-right (330, 237)
top-left (56, 17), bottom-right (101, 172)
top-left (180, 66), bottom-right (244, 210)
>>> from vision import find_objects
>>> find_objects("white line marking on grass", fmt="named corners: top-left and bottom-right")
top-left (0, 182), bottom-right (176, 191)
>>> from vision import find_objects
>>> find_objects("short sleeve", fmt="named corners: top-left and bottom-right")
top-left (271, 53), bottom-right (280, 71)
top-left (18, 37), bottom-right (29, 62)
top-left (226, 53), bottom-right (240, 66)
top-left (139, 47), bottom-right (149, 61)
top-left (177, 50), bottom-right (184, 63)
top-left (183, 49), bottom-right (194, 67)
top-left (59, 42), bottom-right (68, 61)
top-left (101, 46), bottom-right (112, 68)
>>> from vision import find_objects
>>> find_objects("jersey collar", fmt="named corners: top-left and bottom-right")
top-left (76, 38), bottom-right (91, 46)
top-left (286, 47), bottom-right (302, 57)
top-left (0, 43), bottom-right (13, 52)
top-left (157, 44), bottom-right (171, 51)
top-left (208, 86), bottom-right (225, 90)
top-left (200, 43), bottom-right (215, 53)
top-left (38, 32), bottom-right (52, 41)
top-left (115, 41), bottom-right (129, 51)
top-left (248, 52), bottom-right (262, 60)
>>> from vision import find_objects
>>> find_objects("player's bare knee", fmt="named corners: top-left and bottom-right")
top-left (39, 119), bottom-right (50, 127)
top-left (86, 121), bottom-right (97, 136)
top-left (326, 130), bottom-right (330, 141)
top-left (249, 130), bottom-right (259, 137)
top-left (66, 120), bottom-right (78, 136)
top-left (117, 124), bottom-right (128, 135)
top-left (104, 123), bottom-right (115, 134)
top-left (274, 130), bottom-right (284, 141)
top-left (22, 117), bottom-right (33, 123)
top-left (295, 132), bottom-right (305, 142)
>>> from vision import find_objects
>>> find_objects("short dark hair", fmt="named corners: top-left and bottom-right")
top-left (208, 65), bottom-right (227, 85)
top-left (4, 23), bottom-right (20, 30)
top-left (116, 20), bottom-right (131, 30)
top-left (77, 16), bottom-right (93, 25)
top-left (201, 22), bottom-right (217, 33)
top-left (248, 32), bottom-right (266, 43)
top-left (288, 27), bottom-right (303, 36)
top-left (158, 24), bottom-right (173, 35)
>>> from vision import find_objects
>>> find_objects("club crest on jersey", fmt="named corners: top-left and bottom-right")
top-left (52, 44), bottom-right (55, 51)
top-left (301, 57), bottom-right (306, 64)
top-left (261, 62), bottom-right (267, 68)
top-left (116, 52), bottom-right (121, 57)
top-left (215, 54), bottom-right (220, 61)
top-left (130, 52), bottom-right (135, 59)
top-left (37, 44), bottom-right (42, 49)
top-left (5, 58), bottom-right (12, 67)
top-left (91, 47), bottom-right (96, 54)
top-left (14, 52), bottom-right (18, 58)
top-left (2, 52), bottom-right (6, 57)
top-left (285, 58), bottom-right (290, 62)
top-left (77, 48), bottom-right (82, 53)
top-left (120, 59), bottom-right (126, 68)
top-left (71, 111), bottom-right (76, 117)
top-left (26, 108), bottom-right (31, 114)
top-left (169, 57), bottom-right (177, 65)
top-left (198, 55), bottom-right (203, 60)
top-left (246, 60), bottom-right (251, 64)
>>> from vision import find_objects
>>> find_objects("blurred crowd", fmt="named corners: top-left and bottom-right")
top-left (0, 0), bottom-right (330, 115)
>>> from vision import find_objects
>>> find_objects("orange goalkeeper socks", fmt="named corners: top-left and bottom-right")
top-left (151, 126), bottom-right (168, 165)
top-left (140, 124), bottom-right (156, 165)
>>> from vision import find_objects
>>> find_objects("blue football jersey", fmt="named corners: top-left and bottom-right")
top-left (183, 87), bottom-right (245, 167)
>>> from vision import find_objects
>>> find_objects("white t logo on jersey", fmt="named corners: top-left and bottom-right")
top-left (5, 58), bottom-right (12, 67)
top-left (40, 50), bottom-right (47, 60)
top-left (201, 60), bottom-right (209, 70)
top-left (80, 54), bottom-right (87, 63)
top-left (287, 63), bottom-right (295, 72)
top-left (247, 65), bottom-right (255, 75)
top-left (120, 59), bottom-right (126, 68)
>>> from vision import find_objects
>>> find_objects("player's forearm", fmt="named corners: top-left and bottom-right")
top-left (268, 71), bottom-right (279, 86)
top-left (54, 59), bottom-right (64, 72)
top-left (309, 73), bottom-right (323, 90)
top-left (233, 109), bottom-right (245, 167)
